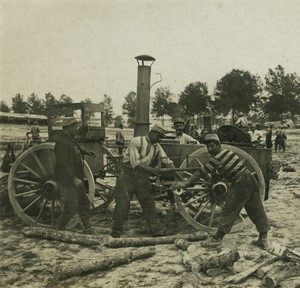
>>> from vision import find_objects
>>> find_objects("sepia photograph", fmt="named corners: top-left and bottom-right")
top-left (1, 0), bottom-right (300, 287)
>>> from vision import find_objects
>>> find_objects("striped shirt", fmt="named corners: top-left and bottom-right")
top-left (189, 148), bottom-right (246, 183)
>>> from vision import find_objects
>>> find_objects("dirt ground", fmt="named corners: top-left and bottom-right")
top-left (0, 125), bottom-right (299, 288)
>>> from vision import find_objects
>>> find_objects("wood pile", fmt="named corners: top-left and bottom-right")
top-left (175, 239), bottom-right (300, 288)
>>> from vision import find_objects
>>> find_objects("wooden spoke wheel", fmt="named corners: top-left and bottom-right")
top-left (174, 144), bottom-right (265, 233)
top-left (8, 143), bottom-right (95, 227)
top-left (90, 146), bottom-right (117, 212)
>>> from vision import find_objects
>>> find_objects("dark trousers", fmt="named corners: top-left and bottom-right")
top-left (58, 184), bottom-right (90, 228)
top-left (112, 166), bottom-right (163, 235)
top-left (275, 137), bottom-right (285, 152)
top-left (218, 174), bottom-right (270, 234)
top-left (116, 141), bottom-right (124, 155)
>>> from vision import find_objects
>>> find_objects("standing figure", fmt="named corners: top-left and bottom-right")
top-left (173, 118), bottom-right (200, 144)
top-left (265, 125), bottom-right (273, 148)
top-left (248, 123), bottom-right (264, 145)
top-left (275, 126), bottom-right (287, 152)
top-left (115, 123), bottom-right (125, 155)
top-left (177, 134), bottom-right (270, 249)
top-left (235, 112), bottom-right (249, 131)
top-left (29, 121), bottom-right (41, 144)
top-left (111, 124), bottom-right (178, 238)
top-left (54, 117), bottom-right (95, 234)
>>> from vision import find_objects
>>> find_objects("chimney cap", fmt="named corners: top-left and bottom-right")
top-left (135, 55), bottom-right (155, 61)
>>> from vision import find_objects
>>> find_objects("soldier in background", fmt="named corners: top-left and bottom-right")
top-left (115, 123), bottom-right (125, 155)
top-left (235, 112), bottom-right (249, 131)
top-left (173, 118), bottom-right (199, 144)
top-left (265, 124), bottom-right (274, 148)
top-left (27, 121), bottom-right (41, 144)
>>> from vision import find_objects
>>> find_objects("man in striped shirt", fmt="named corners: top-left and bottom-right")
top-left (111, 124), bottom-right (177, 238)
top-left (178, 134), bottom-right (270, 249)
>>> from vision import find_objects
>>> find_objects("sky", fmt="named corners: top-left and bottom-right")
top-left (1, 0), bottom-right (300, 115)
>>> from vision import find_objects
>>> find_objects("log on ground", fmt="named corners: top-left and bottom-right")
top-left (256, 261), bottom-right (283, 279)
top-left (53, 246), bottom-right (156, 281)
top-left (104, 231), bottom-right (207, 248)
top-left (175, 239), bottom-right (193, 251)
top-left (199, 249), bottom-right (240, 271)
top-left (278, 276), bottom-right (300, 288)
top-left (224, 256), bottom-right (280, 284)
top-left (22, 226), bottom-right (102, 246)
top-left (182, 252), bottom-right (201, 273)
top-left (268, 242), bottom-right (300, 263)
top-left (262, 262), bottom-right (300, 288)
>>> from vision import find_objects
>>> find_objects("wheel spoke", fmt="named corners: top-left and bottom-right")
top-left (183, 193), bottom-right (207, 207)
top-left (36, 198), bottom-right (48, 221)
top-left (23, 195), bottom-right (42, 212)
top-left (32, 152), bottom-right (48, 176)
top-left (193, 200), bottom-right (209, 220)
top-left (195, 158), bottom-right (204, 167)
top-left (20, 163), bottom-right (41, 178)
top-left (208, 203), bottom-right (216, 227)
top-left (13, 178), bottom-right (39, 185)
top-left (15, 189), bottom-right (39, 197)
top-left (51, 198), bottom-right (55, 225)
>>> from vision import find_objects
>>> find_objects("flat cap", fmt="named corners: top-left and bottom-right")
top-left (173, 117), bottom-right (185, 124)
top-left (151, 124), bottom-right (167, 137)
top-left (61, 117), bottom-right (78, 128)
top-left (204, 134), bottom-right (220, 143)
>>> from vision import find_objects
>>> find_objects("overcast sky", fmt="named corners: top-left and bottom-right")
top-left (1, 0), bottom-right (299, 115)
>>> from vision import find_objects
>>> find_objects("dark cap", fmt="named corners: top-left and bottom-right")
top-left (173, 117), bottom-right (185, 124)
top-left (151, 124), bottom-right (167, 137)
top-left (61, 117), bottom-right (78, 128)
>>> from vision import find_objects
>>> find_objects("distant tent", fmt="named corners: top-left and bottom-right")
top-left (0, 112), bottom-right (47, 125)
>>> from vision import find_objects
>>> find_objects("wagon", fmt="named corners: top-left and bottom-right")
top-left (4, 102), bottom-right (273, 234)
top-left (6, 102), bottom-right (120, 227)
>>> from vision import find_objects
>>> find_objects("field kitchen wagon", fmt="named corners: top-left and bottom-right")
top-left (4, 55), bottom-right (273, 234)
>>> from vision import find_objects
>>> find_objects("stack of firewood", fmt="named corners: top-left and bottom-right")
top-left (175, 238), bottom-right (300, 288)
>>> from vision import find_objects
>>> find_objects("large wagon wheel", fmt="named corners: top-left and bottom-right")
top-left (91, 145), bottom-right (117, 212)
top-left (8, 143), bottom-right (95, 227)
top-left (174, 144), bottom-right (265, 233)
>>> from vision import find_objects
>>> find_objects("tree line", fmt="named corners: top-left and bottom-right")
top-left (1, 65), bottom-right (299, 127)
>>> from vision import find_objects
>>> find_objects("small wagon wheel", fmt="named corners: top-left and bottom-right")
top-left (91, 145), bottom-right (118, 211)
top-left (8, 143), bottom-right (95, 227)
top-left (174, 144), bottom-right (265, 233)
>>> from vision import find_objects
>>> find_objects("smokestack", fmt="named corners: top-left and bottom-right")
top-left (134, 55), bottom-right (155, 137)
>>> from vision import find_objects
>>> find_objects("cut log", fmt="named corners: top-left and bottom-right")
top-left (262, 262), bottom-right (300, 288)
top-left (53, 246), bottom-right (156, 281)
top-left (224, 256), bottom-right (280, 284)
top-left (256, 261), bottom-right (283, 279)
top-left (200, 249), bottom-right (240, 271)
top-left (268, 242), bottom-right (300, 263)
top-left (278, 276), bottom-right (300, 288)
top-left (175, 239), bottom-right (193, 251)
top-left (104, 231), bottom-right (207, 248)
top-left (22, 226), bottom-right (103, 246)
top-left (182, 252), bottom-right (201, 272)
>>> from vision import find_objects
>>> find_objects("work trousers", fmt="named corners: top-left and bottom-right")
top-left (218, 174), bottom-right (270, 234)
top-left (58, 183), bottom-right (90, 229)
top-left (112, 166), bottom-right (163, 235)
